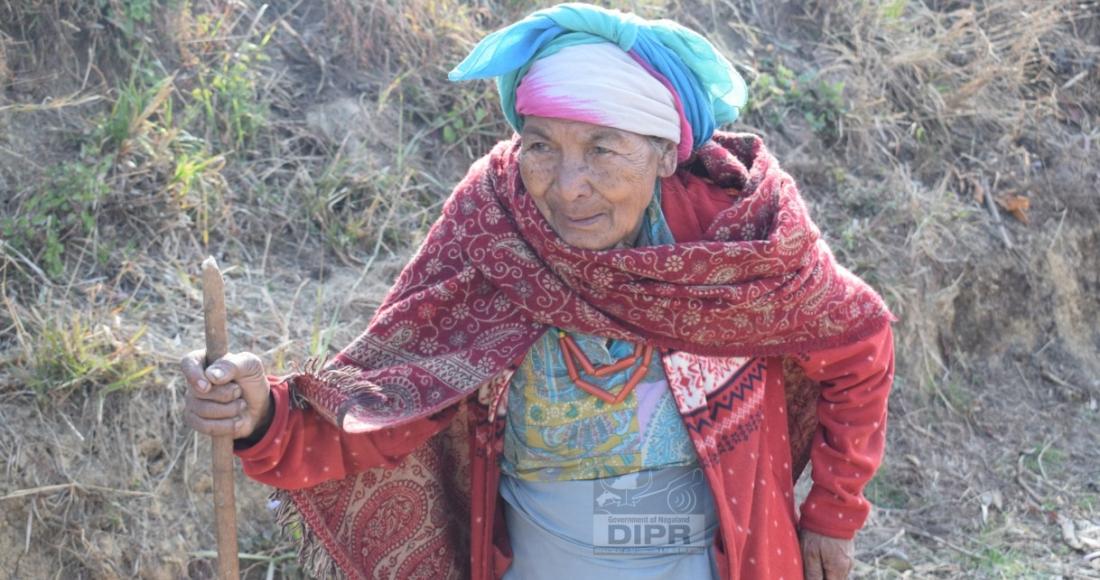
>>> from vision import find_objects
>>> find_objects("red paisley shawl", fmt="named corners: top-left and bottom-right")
top-left (294, 131), bottom-right (892, 433)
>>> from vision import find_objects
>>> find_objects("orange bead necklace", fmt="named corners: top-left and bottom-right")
top-left (557, 331), bottom-right (654, 405)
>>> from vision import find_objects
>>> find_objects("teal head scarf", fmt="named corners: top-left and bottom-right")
top-left (449, 3), bottom-right (748, 153)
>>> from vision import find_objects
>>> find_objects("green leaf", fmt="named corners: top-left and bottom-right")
top-left (882, 0), bottom-right (907, 21)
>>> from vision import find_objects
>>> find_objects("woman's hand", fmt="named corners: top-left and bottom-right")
top-left (180, 350), bottom-right (273, 440)
top-left (800, 529), bottom-right (854, 580)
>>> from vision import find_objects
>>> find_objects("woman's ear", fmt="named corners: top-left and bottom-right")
top-left (654, 139), bottom-right (678, 178)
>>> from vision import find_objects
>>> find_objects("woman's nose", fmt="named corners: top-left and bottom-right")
top-left (555, 157), bottom-right (592, 202)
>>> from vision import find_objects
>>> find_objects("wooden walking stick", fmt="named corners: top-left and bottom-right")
top-left (201, 256), bottom-right (240, 580)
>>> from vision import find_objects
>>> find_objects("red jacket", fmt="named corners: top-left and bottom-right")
top-left (237, 324), bottom-right (893, 579)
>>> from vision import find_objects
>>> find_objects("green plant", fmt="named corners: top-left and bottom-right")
top-left (188, 16), bottom-right (274, 148)
top-left (747, 60), bottom-right (849, 142)
top-left (1, 159), bottom-right (111, 279)
top-left (932, 378), bottom-right (973, 414)
top-left (92, 61), bottom-right (233, 250)
top-left (1021, 445), bottom-right (1066, 478)
top-left (99, 0), bottom-right (158, 36)
top-left (170, 146), bottom-right (227, 247)
top-left (95, 66), bottom-right (176, 149)
top-left (24, 310), bottom-right (155, 397)
top-left (880, 0), bottom-right (908, 21)
top-left (441, 100), bottom-right (491, 146)
top-left (975, 545), bottom-right (1033, 575)
top-left (0, 66), bottom-right (208, 281)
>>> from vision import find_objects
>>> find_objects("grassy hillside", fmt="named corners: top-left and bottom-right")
top-left (1, 0), bottom-right (1097, 577)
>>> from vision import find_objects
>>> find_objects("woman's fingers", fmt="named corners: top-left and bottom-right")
top-left (180, 349), bottom-right (210, 392)
top-left (181, 349), bottom-right (272, 440)
top-left (193, 381), bottom-right (241, 404)
top-left (185, 382), bottom-right (241, 413)
top-left (180, 349), bottom-right (271, 440)
top-left (189, 396), bottom-right (246, 420)
top-left (204, 352), bottom-right (265, 386)
top-left (181, 350), bottom-right (263, 393)
top-left (185, 381), bottom-right (247, 437)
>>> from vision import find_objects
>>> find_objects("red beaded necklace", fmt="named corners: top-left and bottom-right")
top-left (557, 331), bottom-right (654, 405)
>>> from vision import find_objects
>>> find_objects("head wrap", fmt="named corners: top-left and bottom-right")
top-left (515, 42), bottom-right (682, 145)
top-left (449, 2), bottom-right (748, 162)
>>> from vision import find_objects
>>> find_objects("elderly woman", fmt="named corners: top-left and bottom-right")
top-left (181, 4), bottom-right (894, 579)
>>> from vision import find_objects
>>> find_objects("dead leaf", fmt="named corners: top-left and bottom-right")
top-left (996, 194), bottom-right (1031, 224)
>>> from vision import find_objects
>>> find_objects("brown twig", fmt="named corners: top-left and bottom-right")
top-left (1015, 452), bottom-right (1046, 508)
top-left (981, 177), bottom-right (1014, 248)
top-left (1060, 513), bottom-right (1085, 552)
top-left (0, 482), bottom-right (154, 501)
top-left (1041, 368), bottom-right (1085, 394)
top-left (0, 93), bottom-right (103, 113)
top-left (906, 527), bottom-right (984, 560)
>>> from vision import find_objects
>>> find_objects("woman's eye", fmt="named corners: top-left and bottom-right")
top-left (525, 141), bottom-right (550, 153)
top-left (592, 146), bottom-right (613, 155)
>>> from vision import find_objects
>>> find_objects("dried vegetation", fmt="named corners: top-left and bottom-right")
top-left (0, 0), bottom-right (1097, 578)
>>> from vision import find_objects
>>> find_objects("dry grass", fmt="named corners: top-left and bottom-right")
top-left (0, 0), bottom-right (1097, 577)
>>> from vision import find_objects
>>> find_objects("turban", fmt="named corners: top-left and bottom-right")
top-left (449, 2), bottom-right (748, 162)
top-left (514, 42), bottom-right (682, 147)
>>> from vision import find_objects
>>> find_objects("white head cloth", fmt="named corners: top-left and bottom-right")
top-left (515, 42), bottom-right (682, 144)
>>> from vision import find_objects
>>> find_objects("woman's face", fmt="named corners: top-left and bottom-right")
top-left (519, 116), bottom-right (677, 250)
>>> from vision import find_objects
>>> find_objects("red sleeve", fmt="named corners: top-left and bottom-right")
top-left (235, 377), bottom-right (460, 490)
top-left (796, 323), bottom-right (894, 539)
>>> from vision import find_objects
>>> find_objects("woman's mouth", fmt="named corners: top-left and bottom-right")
top-left (563, 213), bottom-right (604, 228)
